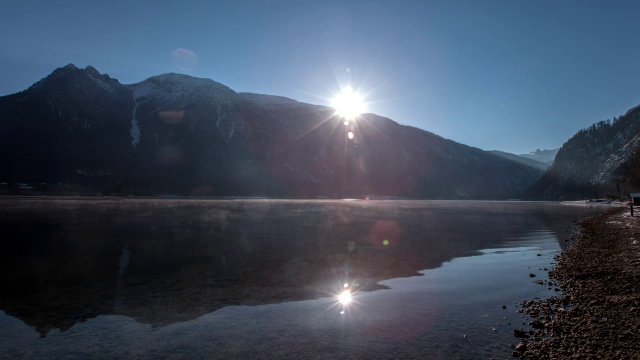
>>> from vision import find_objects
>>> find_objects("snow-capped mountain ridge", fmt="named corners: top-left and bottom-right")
top-left (129, 73), bottom-right (237, 104)
top-left (518, 148), bottom-right (559, 165)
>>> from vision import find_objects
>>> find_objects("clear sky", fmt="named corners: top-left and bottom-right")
top-left (2, 0), bottom-right (640, 154)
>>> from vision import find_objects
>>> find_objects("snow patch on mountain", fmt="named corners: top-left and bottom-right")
top-left (216, 105), bottom-right (223, 129)
top-left (130, 100), bottom-right (140, 149)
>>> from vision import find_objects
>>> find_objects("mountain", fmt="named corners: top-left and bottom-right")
top-left (519, 148), bottom-right (559, 165)
top-left (528, 105), bottom-right (640, 200)
top-left (0, 64), bottom-right (545, 199)
top-left (488, 150), bottom-right (550, 171)
top-left (0, 64), bottom-right (134, 189)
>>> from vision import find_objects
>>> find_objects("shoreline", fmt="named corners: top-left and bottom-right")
top-left (515, 208), bottom-right (640, 358)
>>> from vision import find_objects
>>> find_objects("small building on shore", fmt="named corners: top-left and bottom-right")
top-left (630, 193), bottom-right (640, 206)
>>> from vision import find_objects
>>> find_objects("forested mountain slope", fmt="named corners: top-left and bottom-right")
top-left (528, 104), bottom-right (640, 200)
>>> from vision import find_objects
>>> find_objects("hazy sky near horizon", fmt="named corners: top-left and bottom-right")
top-left (2, 0), bottom-right (640, 154)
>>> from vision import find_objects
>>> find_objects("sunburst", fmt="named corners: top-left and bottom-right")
top-left (332, 86), bottom-right (366, 120)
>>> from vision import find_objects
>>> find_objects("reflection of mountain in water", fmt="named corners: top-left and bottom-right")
top-left (0, 199), bottom-right (600, 337)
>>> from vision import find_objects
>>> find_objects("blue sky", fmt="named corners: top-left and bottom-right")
top-left (2, 0), bottom-right (640, 154)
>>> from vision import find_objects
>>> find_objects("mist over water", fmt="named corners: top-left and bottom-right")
top-left (0, 199), bottom-right (606, 359)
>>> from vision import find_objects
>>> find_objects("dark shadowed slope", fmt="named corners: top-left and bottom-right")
top-left (0, 64), bottom-right (544, 199)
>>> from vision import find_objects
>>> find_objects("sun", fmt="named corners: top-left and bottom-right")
top-left (332, 86), bottom-right (366, 120)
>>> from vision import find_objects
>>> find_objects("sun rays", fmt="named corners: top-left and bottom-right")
top-left (331, 86), bottom-right (366, 121)
top-left (284, 67), bottom-right (390, 149)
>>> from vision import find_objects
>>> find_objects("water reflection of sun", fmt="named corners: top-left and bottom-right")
top-left (316, 282), bottom-right (357, 316)
top-left (338, 289), bottom-right (352, 305)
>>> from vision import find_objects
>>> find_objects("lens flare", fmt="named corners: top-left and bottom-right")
top-left (338, 289), bottom-right (352, 305)
top-left (170, 48), bottom-right (199, 71)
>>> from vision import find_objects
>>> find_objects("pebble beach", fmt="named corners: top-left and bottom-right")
top-left (515, 208), bottom-right (640, 359)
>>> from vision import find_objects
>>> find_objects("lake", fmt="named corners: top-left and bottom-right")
top-left (0, 198), bottom-right (607, 359)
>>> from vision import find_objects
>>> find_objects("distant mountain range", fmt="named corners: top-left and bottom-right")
top-left (0, 64), bottom-right (545, 199)
top-left (488, 150), bottom-right (552, 172)
top-left (519, 148), bottom-right (559, 165)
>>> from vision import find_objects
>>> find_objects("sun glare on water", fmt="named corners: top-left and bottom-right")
top-left (338, 289), bottom-right (352, 305)
top-left (332, 86), bottom-right (366, 120)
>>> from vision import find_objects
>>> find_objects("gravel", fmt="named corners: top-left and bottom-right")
top-left (513, 208), bottom-right (640, 359)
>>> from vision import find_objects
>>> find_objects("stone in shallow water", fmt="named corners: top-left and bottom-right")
top-left (514, 329), bottom-right (527, 338)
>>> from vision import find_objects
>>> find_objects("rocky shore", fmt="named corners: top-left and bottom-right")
top-left (514, 208), bottom-right (640, 359)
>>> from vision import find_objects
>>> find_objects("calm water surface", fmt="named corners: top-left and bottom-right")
top-left (0, 199), bottom-right (608, 359)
